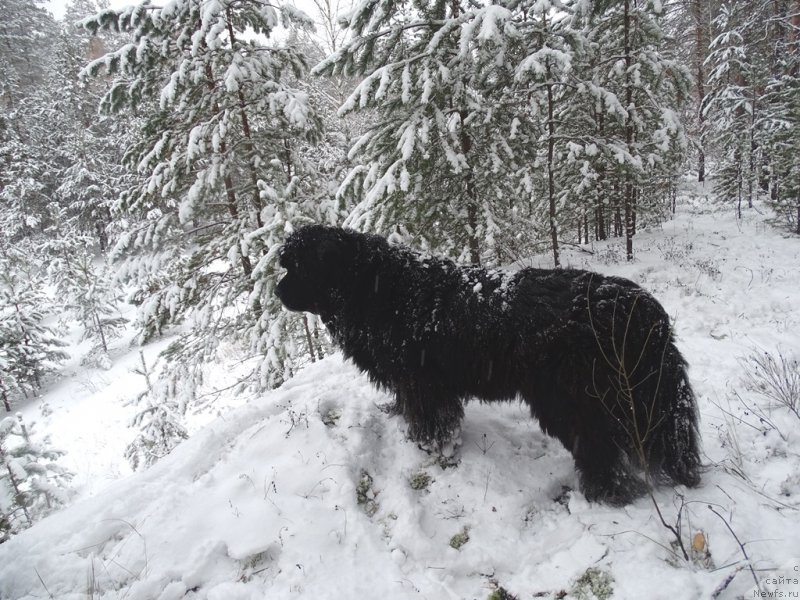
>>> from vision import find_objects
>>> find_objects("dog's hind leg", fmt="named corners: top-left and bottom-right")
top-left (572, 427), bottom-right (649, 506)
top-left (646, 346), bottom-right (701, 488)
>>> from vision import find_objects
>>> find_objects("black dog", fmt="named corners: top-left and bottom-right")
top-left (276, 225), bottom-right (700, 505)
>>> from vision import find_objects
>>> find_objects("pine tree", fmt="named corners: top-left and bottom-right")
top-left (0, 0), bottom-right (58, 108)
top-left (319, 0), bottom-right (688, 264)
top-left (0, 414), bottom-right (72, 540)
top-left (0, 1), bottom-right (61, 250)
top-left (316, 1), bottom-right (530, 265)
top-left (82, 1), bottom-right (331, 391)
top-left (764, 72), bottom-right (800, 233)
top-left (0, 261), bottom-right (68, 412)
top-left (759, 1), bottom-right (800, 233)
top-left (0, 95), bottom-right (61, 250)
top-left (662, 0), bottom-right (723, 185)
top-left (50, 0), bottom-right (134, 251)
top-left (574, 0), bottom-right (691, 259)
top-left (125, 352), bottom-right (189, 470)
top-left (704, 0), bottom-right (773, 216)
top-left (1, 0), bottom-right (125, 264)
top-left (45, 225), bottom-right (127, 368)
top-left (509, 0), bottom-right (594, 266)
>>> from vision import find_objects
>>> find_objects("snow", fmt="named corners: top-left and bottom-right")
top-left (3, 192), bottom-right (800, 599)
top-left (279, 91), bottom-right (311, 128)
top-left (476, 6), bottom-right (512, 43)
top-left (401, 64), bottom-right (412, 105)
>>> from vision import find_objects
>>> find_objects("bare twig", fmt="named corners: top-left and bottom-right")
top-left (34, 568), bottom-right (55, 599)
top-left (483, 467), bottom-right (492, 502)
top-left (711, 565), bottom-right (746, 599)
top-left (474, 433), bottom-right (495, 455)
top-left (650, 492), bottom-right (689, 561)
top-left (708, 505), bottom-right (761, 592)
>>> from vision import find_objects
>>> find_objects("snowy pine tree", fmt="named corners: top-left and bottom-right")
top-left (757, 2), bottom-right (800, 233)
top-left (49, 0), bottom-right (134, 252)
top-left (508, 0), bottom-right (593, 266)
top-left (0, 259), bottom-right (68, 412)
top-left (45, 226), bottom-right (126, 368)
top-left (0, 1), bottom-right (62, 252)
top-left (317, 1), bottom-right (531, 264)
top-left (763, 69), bottom-right (800, 233)
top-left (574, 0), bottom-right (691, 259)
top-left (318, 0), bottom-right (688, 263)
top-left (125, 352), bottom-right (189, 470)
top-left (704, 0), bottom-right (768, 217)
top-left (0, 0), bottom-right (57, 107)
top-left (702, 0), bottom-right (800, 227)
top-left (0, 414), bottom-right (72, 540)
top-left (81, 0), bottom-right (333, 391)
top-left (0, 0), bottom-right (128, 290)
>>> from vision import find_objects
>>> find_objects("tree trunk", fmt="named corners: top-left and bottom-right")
top-left (737, 158), bottom-right (743, 219)
top-left (671, 179), bottom-right (677, 214)
top-left (303, 315), bottom-right (317, 362)
top-left (546, 58), bottom-right (560, 268)
top-left (597, 203), bottom-right (606, 241)
top-left (791, 2), bottom-right (800, 77)
top-left (748, 82), bottom-right (757, 209)
top-left (624, 181), bottom-right (634, 261)
top-left (93, 309), bottom-right (109, 354)
top-left (594, 208), bottom-right (599, 241)
top-left (596, 110), bottom-right (607, 241)
top-left (459, 109), bottom-right (480, 266)
top-left (623, 0), bottom-right (635, 261)
top-left (226, 9), bottom-right (264, 230)
top-left (450, 0), bottom-right (480, 265)
top-left (796, 203), bottom-right (800, 235)
top-left (692, 0), bottom-right (709, 182)
top-left (583, 213), bottom-right (589, 244)
top-left (1, 380), bottom-right (11, 412)
top-left (203, 63), bottom-right (254, 279)
top-left (466, 200), bottom-right (480, 265)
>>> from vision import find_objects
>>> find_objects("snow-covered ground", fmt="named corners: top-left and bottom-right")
top-left (2, 191), bottom-right (799, 599)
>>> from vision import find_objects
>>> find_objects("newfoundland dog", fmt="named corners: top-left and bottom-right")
top-left (276, 225), bottom-right (700, 505)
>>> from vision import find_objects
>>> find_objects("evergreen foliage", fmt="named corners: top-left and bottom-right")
top-left (0, 261), bottom-right (68, 412)
top-left (0, 414), bottom-right (73, 540)
top-left (1, 0), bottom-right (130, 258)
top-left (316, 1), bottom-right (526, 264)
top-left (579, 0), bottom-right (691, 259)
top-left (704, 0), bottom-right (800, 230)
top-left (51, 0), bottom-right (134, 251)
top-left (45, 229), bottom-right (127, 367)
top-left (0, 0), bottom-right (58, 106)
top-left (125, 352), bottom-right (190, 470)
top-left (319, 0), bottom-right (689, 265)
top-left (82, 0), bottom-right (334, 391)
top-left (704, 0), bottom-right (766, 216)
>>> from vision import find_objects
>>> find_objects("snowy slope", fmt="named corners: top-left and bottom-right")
top-left (2, 194), bottom-right (800, 600)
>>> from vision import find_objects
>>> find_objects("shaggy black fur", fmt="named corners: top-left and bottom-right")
top-left (276, 225), bottom-right (701, 505)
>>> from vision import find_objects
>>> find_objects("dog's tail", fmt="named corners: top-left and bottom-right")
top-left (648, 341), bottom-right (701, 488)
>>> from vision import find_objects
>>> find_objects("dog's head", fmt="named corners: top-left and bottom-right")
top-left (275, 225), bottom-right (356, 316)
